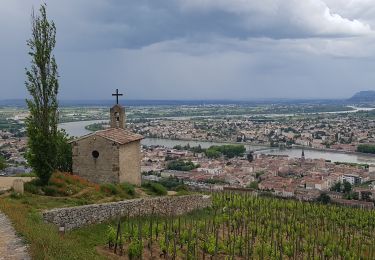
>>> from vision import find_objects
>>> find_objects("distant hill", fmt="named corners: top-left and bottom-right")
top-left (348, 91), bottom-right (375, 102)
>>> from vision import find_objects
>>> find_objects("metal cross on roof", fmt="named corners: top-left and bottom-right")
top-left (112, 89), bottom-right (123, 104)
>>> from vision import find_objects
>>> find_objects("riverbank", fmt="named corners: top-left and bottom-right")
top-left (143, 137), bottom-right (375, 159)
top-left (292, 144), bottom-right (375, 158)
top-left (144, 136), bottom-right (268, 149)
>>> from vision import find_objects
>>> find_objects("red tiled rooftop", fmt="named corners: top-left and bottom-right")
top-left (73, 127), bottom-right (143, 145)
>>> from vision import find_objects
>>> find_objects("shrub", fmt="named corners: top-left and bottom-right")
top-left (24, 172), bottom-right (95, 197)
top-left (151, 183), bottom-right (167, 196)
top-left (128, 238), bottom-right (143, 259)
top-left (60, 175), bottom-right (73, 185)
top-left (0, 155), bottom-right (6, 170)
top-left (175, 184), bottom-right (190, 195)
top-left (42, 186), bottom-right (62, 196)
top-left (120, 182), bottom-right (135, 196)
top-left (142, 182), bottom-right (167, 196)
top-left (49, 177), bottom-right (65, 188)
top-left (100, 183), bottom-right (119, 195)
top-left (166, 159), bottom-right (199, 171)
top-left (317, 193), bottom-right (331, 204)
top-left (24, 181), bottom-right (41, 194)
top-left (175, 184), bottom-right (188, 192)
top-left (159, 177), bottom-right (183, 190)
top-left (247, 181), bottom-right (259, 190)
top-left (107, 225), bottom-right (116, 249)
top-left (150, 183), bottom-right (167, 195)
top-left (10, 192), bottom-right (23, 199)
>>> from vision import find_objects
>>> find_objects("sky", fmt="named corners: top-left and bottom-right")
top-left (1, 0), bottom-right (375, 100)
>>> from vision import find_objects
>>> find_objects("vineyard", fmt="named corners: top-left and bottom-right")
top-left (106, 193), bottom-right (375, 259)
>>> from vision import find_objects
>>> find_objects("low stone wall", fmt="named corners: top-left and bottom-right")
top-left (43, 195), bottom-right (212, 231)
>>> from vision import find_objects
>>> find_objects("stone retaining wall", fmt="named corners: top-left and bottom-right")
top-left (43, 195), bottom-right (212, 231)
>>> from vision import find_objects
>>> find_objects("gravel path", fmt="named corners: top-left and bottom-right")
top-left (0, 211), bottom-right (30, 260)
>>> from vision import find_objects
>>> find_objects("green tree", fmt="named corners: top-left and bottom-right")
top-left (317, 193), bottom-right (331, 204)
top-left (25, 4), bottom-right (60, 185)
top-left (167, 160), bottom-right (199, 171)
top-left (343, 181), bottom-right (352, 194)
top-left (330, 182), bottom-right (342, 192)
top-left (205, 148), bottom-right (221, 159)
top-left (205, 144), bottom-right (246, 159)
top-left (0, 155), bottom-right (6, 171)
top-left (55, 130), bottom-right (72, 172)
top-left (357, 144), bottom-right (375, 154)
top-left (247, 181), bottom-right (258, 190)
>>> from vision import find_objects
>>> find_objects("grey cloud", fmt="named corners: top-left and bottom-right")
top-left (0, 0), bottom-right (375, 100)
top-left (19, 0), bottom-right (371, 51)
top-left (91, 0), bottom-right (373, 49)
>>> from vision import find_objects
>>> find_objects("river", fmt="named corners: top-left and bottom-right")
top-left (58, 120), bottom-right (375, 165)
top-left (57, 120), bottom-right (267, 150)
top-left (259, 148), bottom-right (375, 165)
top-left (58, 120), bottom-right (105, 137)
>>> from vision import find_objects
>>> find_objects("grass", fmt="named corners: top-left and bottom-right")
top-left (141, 181), bottom-right (168, 196)
top-left (0, 173), bottom-right (192, 259)
top-left (23, 172), bottom-right (137, 203)
top-left (0, 173), bottom-right (142, 259)
top-left (0, 195), bottom-right (108, 259)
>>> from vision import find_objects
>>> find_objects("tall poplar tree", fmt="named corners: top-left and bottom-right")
top-left (25, 4), bottom-right (59, 185)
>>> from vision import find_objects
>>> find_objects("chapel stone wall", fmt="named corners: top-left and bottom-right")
top-left (72, 135), bottom-right (120, 183)
top-left (119, 141), bottom-right (141, 185)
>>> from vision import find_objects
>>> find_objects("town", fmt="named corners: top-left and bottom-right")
top-left (131, 110), bottom-right (375, 151)
top-left (1, 103), bottom-right (375, 209)
top-left (141, 143), bottom-right (375, 208)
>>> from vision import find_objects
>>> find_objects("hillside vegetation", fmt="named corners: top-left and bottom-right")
top-left (104, 192), bottom-right (375, 259)
top-left (23, 172), bottom-right (137, 203)
top-left (0, 172), bottom-right (173, 259)
top-left (1, 190), bottom-right (374, 259)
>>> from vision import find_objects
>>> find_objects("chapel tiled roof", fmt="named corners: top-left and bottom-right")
top-left (71, 127), bottom-right (143, 145)
top-left (95, 128), bottom-right (143, 144)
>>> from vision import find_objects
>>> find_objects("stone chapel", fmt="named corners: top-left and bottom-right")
top-left (71, 90), bottom-right (143, 185)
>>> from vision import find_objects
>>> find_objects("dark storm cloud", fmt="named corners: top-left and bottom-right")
top-left (0, 0), bottom-right (375, 100)
top-left (49, 0), bottom-right (373, 50)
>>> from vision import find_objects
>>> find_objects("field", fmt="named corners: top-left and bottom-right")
top-left (1, 179), bottom-right (374, 259)
top-left (105, 192), bottom-right (375, 259)
top-left (0, 173), bottom-right (186, 259)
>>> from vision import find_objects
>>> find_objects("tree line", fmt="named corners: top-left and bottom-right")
top-left (173, 144), bottom-right (246, 159)
top-left (357, 144), bottom-right (375, 154)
